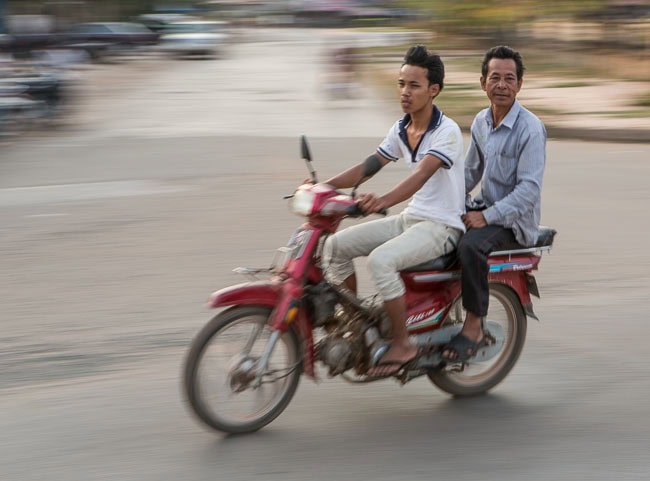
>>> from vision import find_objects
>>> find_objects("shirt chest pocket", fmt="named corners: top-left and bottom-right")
top-left (493, 150), bottom-right (518, 186)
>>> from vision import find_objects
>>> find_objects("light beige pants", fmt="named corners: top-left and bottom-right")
top-left (322, 212), bottom-right (461, 300)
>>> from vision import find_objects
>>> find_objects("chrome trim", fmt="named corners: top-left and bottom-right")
top-left (490, 245), bottom-right (553, 257)
top-left (412, 271), bottom-right (461, 282)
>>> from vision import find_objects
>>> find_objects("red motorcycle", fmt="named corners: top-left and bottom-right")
top-left (183, 137), bottom-right (556, 434)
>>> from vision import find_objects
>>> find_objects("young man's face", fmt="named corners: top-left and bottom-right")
top-left (398, 64), bottom-right (439, 114)
top-left (480, 58), bottom-right (523, 109)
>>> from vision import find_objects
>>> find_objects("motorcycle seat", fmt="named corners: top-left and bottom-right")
top-left (402, 226), bottom-right (557, 273)
top-left (493, 226), bottom-right (557, 252)
top-left (534, 226), bottom-right (557, 247)
top-left (403, 252), bottom-right (458, 272)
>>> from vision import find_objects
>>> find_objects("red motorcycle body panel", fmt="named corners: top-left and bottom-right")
top-left (294, 309), bottom-right (317, 379)
top-left (401, 252), bottom-right (542, 333)
top-left (403, 280), bottom-right (460, 334)
top-left (490, 271), bottom-right (533, 306)
top-left (207, 281), bottom-right (281, 309)
top-left (488, 253), bottom-right (541, 272)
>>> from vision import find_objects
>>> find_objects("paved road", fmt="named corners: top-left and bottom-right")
top-left (1, 28), bottom-right (649, 481)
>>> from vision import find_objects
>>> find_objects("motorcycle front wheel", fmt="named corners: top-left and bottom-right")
top-left (183, 306), bottom-right (302, 434)
top-left (428, 283), bottom-right (527, 397)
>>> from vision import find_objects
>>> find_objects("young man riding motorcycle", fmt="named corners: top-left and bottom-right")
top-left (322, 45), bottom-right (465, 377)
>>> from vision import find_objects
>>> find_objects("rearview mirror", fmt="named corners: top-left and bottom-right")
top-left (300, 135), bottom-right (317, 183)
top-left (300, 135), bottom-right (312, 162)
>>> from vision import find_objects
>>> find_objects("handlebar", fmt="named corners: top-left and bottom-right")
top-left (288, 182), bottom-right (389, 219)
top-left (345, 204), bottom-right (388, 217)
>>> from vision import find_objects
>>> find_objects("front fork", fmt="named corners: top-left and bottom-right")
top-left (255, 278), bottom-right (316, 380)
top-left (253, 330), bottom-right (282, 388)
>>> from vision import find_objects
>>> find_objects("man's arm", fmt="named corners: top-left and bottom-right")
top-left (465, 131), bottom-right (485, 194)
top-left (359, 153), bottom-right (444, 213)
top-left (324, 153), bottom-right (391, 189)
top-left (463, 126), bottom-right (488, 229)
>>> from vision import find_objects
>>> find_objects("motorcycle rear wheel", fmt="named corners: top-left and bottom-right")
top-left (428, 283), bottom-right (527, 397)
top-left (183, 306), bottom-right (302, 434)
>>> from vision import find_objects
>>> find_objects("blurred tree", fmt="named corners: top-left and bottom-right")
top-left (401, 0), bottom-right (609, 42)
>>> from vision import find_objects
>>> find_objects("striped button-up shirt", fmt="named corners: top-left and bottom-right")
top-left (465, 100), bottom-right (546, 246)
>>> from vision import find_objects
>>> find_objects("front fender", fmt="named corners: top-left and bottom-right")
top-left (206, 280), bottom-right (282, 308)
top-left (208, 279), bottom-right (319, 380)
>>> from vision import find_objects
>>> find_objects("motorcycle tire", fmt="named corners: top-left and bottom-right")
top-left (428, 283), bottom-right (527, 397)
top-left (183, 306), bottom-right (302, 434)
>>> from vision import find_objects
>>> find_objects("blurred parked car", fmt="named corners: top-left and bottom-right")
top-left (159, 20), bottom-right (229, 58)
top-left (1, 15), bottom-right (61, 57)
top-left (63, 22), bottom-right (159, 60)
top-left (136, 13), bottom-right (199, 33)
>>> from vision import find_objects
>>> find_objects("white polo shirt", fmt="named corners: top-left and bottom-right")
top-left (377, 106), bottom-right (466, 232)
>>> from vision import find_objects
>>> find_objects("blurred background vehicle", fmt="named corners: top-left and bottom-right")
top-left (159, 19), bottom-right (229, 59)
top-left (61, 21), bottom-right (159, 60)
top-left (0, 14), bottom-right (61, 58)
top-left (0, 54), bottom-right (75, 136)
top-left (3, 70), bottom-right (67, 117)
top-left (0, 80), bottom-right (43, 138)
top-left (135, 13), bottom-right (200, 34)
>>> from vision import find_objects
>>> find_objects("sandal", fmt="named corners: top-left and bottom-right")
top-left (441, 333), bottom-right (487, 362)
top-left (367, 354), bottom-right (418, 379)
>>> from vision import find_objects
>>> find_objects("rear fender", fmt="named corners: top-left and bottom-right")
top-left (489, 272), bottom-right (536, 319)
top-left (489, 253), bottom-right (542, 320)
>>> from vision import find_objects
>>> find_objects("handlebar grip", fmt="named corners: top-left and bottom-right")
top-left (345, 204), bottom-right (389, 217)
top-left (345, 204), bottom-right (364, 217)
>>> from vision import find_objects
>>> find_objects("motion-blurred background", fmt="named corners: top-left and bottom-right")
top-left (2, 3), bottom-right (650, 481)
top-left (1, 0), bottom-right (648, 141)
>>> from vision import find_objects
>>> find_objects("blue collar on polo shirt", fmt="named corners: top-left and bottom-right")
top-left (398, 104), bottom-right (443, 162)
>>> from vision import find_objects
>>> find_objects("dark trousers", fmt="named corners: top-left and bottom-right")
top-left (458, 225), bottom-right (517, 317)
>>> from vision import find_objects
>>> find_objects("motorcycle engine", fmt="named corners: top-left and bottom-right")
top-left (305, 282), bottom-right (339, 327)
top-left (317, 337), bottom-right (354, 376)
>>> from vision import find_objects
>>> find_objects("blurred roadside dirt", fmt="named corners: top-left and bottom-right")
top-left (11, 30), bottom-right (650, 144)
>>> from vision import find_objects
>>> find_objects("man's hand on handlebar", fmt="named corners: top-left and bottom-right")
top-left (357, 192), bottom-right (388, 215)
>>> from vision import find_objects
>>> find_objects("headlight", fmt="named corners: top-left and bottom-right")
top-left (289, 188), bottom-right (316, 216)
